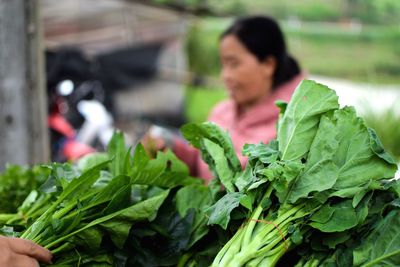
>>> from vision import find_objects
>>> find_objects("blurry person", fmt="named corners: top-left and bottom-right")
top-left (147, 16), bottom-right (304, 182)
top-left (0, 236), bottom-right (52, 266)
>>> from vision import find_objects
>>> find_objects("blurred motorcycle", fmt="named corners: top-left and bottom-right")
top-left (48, 78), bottom-right (114, 162)
top-left (46, 48), bottom-right (114, 161)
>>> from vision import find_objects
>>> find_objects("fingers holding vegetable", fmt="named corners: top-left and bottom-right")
top-left (141, 125), bottom-right (176, 157)
top-left (0, 236), bottom-right (52, 266)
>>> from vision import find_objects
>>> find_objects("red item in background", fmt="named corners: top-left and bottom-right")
top-left (63, 140), bottom-right (95, 161)
top-left (48, 113), bottom-right (76, 138)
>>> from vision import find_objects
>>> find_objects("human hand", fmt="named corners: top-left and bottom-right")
top-left (0, 236), bottom-right (52, 267)
top-left (141, 133), bottom-right (167, 158)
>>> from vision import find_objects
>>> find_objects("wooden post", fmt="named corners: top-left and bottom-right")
top-left (0, 0), bottom-right (49, 171)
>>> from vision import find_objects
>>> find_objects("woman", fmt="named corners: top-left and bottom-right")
top-left (151, 16), bottom-right (304, 182)
top-left (0, 236), bottom-right (52, 266)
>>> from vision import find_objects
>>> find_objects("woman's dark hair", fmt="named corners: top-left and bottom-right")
top-left (221, 16), bottom-right (300, 89)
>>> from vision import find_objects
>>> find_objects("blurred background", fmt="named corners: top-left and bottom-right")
top-left (1, 0), bottom-right (400, 167)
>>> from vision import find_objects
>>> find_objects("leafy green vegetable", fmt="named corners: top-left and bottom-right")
top-left (0, 131), bottom-right (209, 266)
top-left (188, 80), bottom-right (398, 267)
top-left (278, 79), bottom-right (339, 161)
top-left (181, 122), bottom-right (242, 191)
top-left (2, 79), bottom-right (399, 267)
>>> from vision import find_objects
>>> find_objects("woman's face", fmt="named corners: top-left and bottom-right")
top-left (220, 35), bottom-right (275, 110)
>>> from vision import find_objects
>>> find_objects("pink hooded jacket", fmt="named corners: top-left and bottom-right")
top-left (174, 74), bottom-right (304, 182)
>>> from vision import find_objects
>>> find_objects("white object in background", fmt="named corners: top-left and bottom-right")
top-left (76, 100), bottom-right (114, 146)
top-left (57, 80), bottom-right (74, 96)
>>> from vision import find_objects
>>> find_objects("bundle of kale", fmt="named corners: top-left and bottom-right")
top-left (181, 80), bottom-right (400, 266)
top-left (0, 132), bottom-right (217, 266)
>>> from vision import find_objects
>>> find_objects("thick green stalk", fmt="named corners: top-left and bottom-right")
top-left (246, 242), bottom-right (288, 267)
top-left (177, 253), bottom-right (192, 267)
top-left (31, 225), bottom-right (54, 244)
top-left (212, 185), bottom-right (274, 266)
top-left (245, 256), bottom-right (264, 267)
top-left (242, 184), bottom-right (274, 247)
top-left (304, 259), bottom-right (320, 267)
top-left (244, 243), bottom-right (289, 267)
top-left (23, 194), bottom-right (52, 217)
top-left (20, 212), bottom-right (52, 240)
top-left (232, 225), bottom-right (290, 266)
top-left (255, 241), bottom-right (289, 267)
top-left (212, 228), bottom-right (246, 267)
top-left (0, 213), bottom-right (19, 224)
top-left (50, 242), bottom-right (71, 254)
top-left (24, 206), bottom-right (49, 222)
top-left (52, 190), bottom-right (98, 220)
top-left (218, 229), bottom-right (246, 266)
top-left (21, 190), bottom-right (73, 240)
top-left (261, 204), bottom-right (305, 237)
top-left (213, 203), bottom-right (307, 267)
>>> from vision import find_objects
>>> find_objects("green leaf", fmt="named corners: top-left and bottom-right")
top-left (291, 227), bottom-right (303, 245)
top-left (332, 108), bottom-right (397, 192)
top-left (101, 184), bottom-right (132, 215)
top-left (58, 161), bottom-right (110, 203)
top-left (310, 200), bottom-right (358, 232)
top-left (240, 194), bottom-right (254, 211)
top-left (73, 227), bottom-right (103, 250)
top-left (77, 153), bottom-right (110, 172)
top-left (205, 192), bottom-right (245, 229)
top-left (203, 139), bottom-right (236, 192)
top-left (278, 79), bottom-right (339, 161)
top-left (262, 160), bottom-right (304, 202)
top-left (353, 209), bottom-right (400, 267)
top-left (49, 251), bottom-right (113, 266)
top-left (234, 164), bottom-right (254, 192)
top-left (384, 179), bottom-right (400, 198)
top-left (242, 140), bottom-right (280, 165)
top-left (181, 122), bottom-right (242, 173)
top-left (175, 185), bottom-right (212, 248)
top-left (309, 204), bottom-right (335, 224)
top-left (130, 143), bottom-right (150, 176)
top-left (131, 150), bottom-right (196, 188)
top-left (175, 185), bottom-right (212, 217)
top-left (208, 175), bottom-right (223, 202)
top-left (89, 175), bottom-right (131, 209)
top-left (287, 115), bottom-right (339, 203)
top-left (100, 190), bottom-right (170, 249)
top-left (321, 232), bottom-right (351, 249)
top-left (368, 127), bottom-right (397, 164)
top-left (107, 131), bottom-right (127, 176)
top-left (52, 211), bottom-right (84, 237)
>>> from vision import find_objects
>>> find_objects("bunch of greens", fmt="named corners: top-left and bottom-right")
top-left (0, 132), bottom-right (214, 266)
top-left (0, 164), bottom-right (48, 214)
top-left (2, 79), bottom-right (399, 266)
top-left (182, 80), bottom-right (399, 266)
